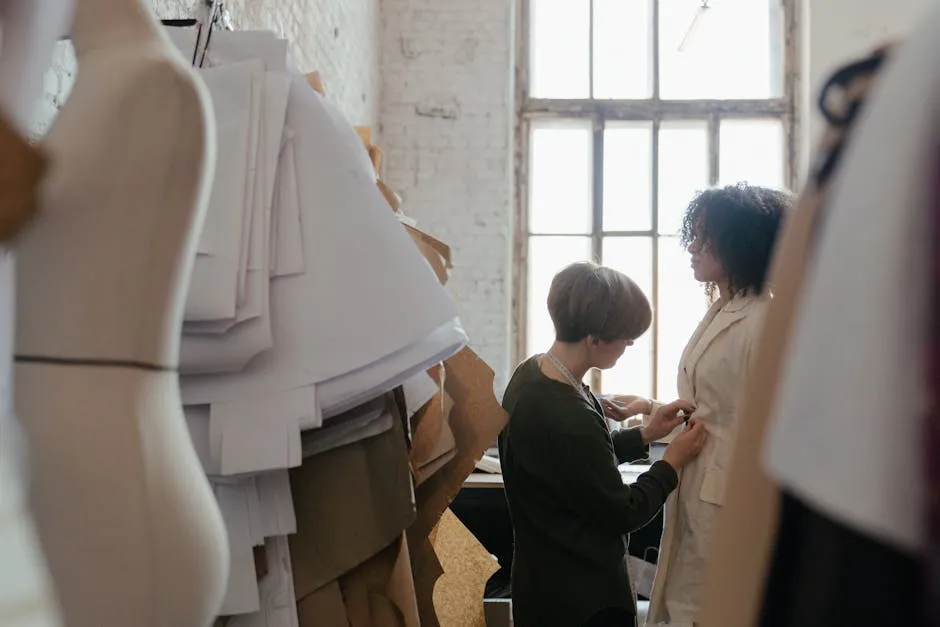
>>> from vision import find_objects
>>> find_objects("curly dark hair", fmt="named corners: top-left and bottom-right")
top-left (679, 183), bottom-right (792, 299)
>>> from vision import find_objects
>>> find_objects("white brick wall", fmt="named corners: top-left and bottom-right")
top-left (380, 0), bottom-right (515, 390)
top-left (36, 0), bottom-right (380, 135)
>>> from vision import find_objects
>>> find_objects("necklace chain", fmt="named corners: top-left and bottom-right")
top-left (545, 350), bottom-right (591, 403)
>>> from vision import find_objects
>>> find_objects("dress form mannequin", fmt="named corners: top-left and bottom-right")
top-left (14, 1), bottom-right (229, 626)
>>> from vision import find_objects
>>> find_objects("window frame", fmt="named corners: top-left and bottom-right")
top-left (512, 0), bottom-right (801, 395)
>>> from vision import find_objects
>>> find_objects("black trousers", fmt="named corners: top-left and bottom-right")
top-left (584, 607), bottom-right (636, 627)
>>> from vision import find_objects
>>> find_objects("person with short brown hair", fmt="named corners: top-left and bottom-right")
top-left (547, 262), bottom-right (653, 346)
top-left (499, 261), bottom-right (708, 627)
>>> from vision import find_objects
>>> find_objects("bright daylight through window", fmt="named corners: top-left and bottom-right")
top-left (516, 0), bottom-right (795, 400)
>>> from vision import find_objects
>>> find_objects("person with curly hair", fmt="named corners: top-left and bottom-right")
top-left (643, 183), bottom-right (791, 627)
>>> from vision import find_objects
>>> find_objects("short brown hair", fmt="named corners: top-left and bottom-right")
top-left (546, 262), bottom-right (652, 343)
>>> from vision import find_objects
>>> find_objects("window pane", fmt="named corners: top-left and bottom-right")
top-left (657, 237), bottom-right (711, 402)
top-left (658, 121), bottom-right (709, 236)
top-left (603, 122), bottom-right (652, 232)
top-left (659, 0), bottom-right (783, 100)
top-left (599, 237), bottom-right (653, 398)
top-left (529, 120), bottom-right (593, 234)
top-left (593, 0), bottom-right (652, 99)
top-left (526, 236), bottom-right (593, 357)
top-left (719, 118), bottom-right (786, 188)
top-left (530, 0), bottom-right (590, 99)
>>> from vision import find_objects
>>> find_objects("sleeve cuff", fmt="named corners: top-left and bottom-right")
top-left (613, 427), bottom-right (649, 464)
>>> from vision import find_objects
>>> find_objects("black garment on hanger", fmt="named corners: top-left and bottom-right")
top-left (760, 490), bottom-right (922, 627)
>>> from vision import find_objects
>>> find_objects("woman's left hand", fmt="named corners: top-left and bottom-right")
top-left (641, 399), bottom-right (696, 442)
top-left (600, 395), bottom-right (652, 422)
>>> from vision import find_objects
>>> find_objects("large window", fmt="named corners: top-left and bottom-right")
top-left (514, 0), bottom-right (797, 400)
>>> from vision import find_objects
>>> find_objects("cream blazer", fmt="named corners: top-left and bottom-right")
top-left (646, 294), bottom-right (766, 627)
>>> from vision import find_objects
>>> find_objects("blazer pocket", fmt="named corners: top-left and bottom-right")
top-left (698, 467), bottom-right (728, 506)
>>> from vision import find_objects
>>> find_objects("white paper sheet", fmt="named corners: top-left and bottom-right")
top-left (210, 385), bottom-right (313, 475)
top-left (256, 471), bottom-right (296, 537)
top-left (214, 482), bottom-right (261, 614)
top-left (317, 317), bottom-right (467, 419)
top-left (271, 130), bottom-right (305, 278)
top-left (299, 396), bottom-right (394, 459)
top-left (184, 70), bottom-right (289, 333)
top-left (183, 62), bottom-right (252, 321)
top-left (227, 536), bottom-right (299, 627)
top-left (181, 73), bottom-right (462, 415)
top-left (402, 371), bottom-right (440, 418)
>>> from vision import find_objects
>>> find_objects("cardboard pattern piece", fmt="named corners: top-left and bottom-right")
top-left (354, 125), bottom-right (371, 146)
top-left (405, 224), bottom-right (452, 287)
top-left (296, 580), bottom-right (347, 627)
top-left (289, 394), bottom-right (416, 601)
top-left (378, 179), bottom-right (401, 211)
top-left (409, 363), bottom-right (458, 483)
top-left (402, 347), bottom-right (506, 626)
top-left (431, 509), bottom-right (499, 627)
top-left (339, 532), bottom-right (420, 627)
top-left (408, 535), bottom-right (445, 627)
top-left (410, 347), bottom-right (508, 542)
top-left (409, 364), bottom-right (446, 465)
top-left (412, 387), bottom-right (457, 487)
top-left (304, 70), bottom-right (324, 96)
top-left (369, 145), bottom-right (383, 175)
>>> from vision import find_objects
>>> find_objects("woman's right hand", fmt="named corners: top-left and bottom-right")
top-left (662, 419), bottom-right (708, 471)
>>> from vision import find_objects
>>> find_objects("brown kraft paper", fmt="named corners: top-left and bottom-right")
top-left (339, 533), bottom-right (420, 627)
top-left (407, 535), bottom-right (445, 627)
top-left (289, 395), bottom-right (416, 601)
top-left (296, 581), bottom-right (348, 627)
top-left (405, 224), bottom-right (452, 286)
top-left (409, 347), bottom-right (508, 548)
top-left (410, 366), bottom-right (457, 480)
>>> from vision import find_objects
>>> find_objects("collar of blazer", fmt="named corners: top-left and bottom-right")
top-left (682, 294), bottom-right (762, 387)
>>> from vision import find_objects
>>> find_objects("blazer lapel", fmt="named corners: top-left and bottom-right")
top-left (677, 301), bottom-right (721, 399)
top-left (682, 296), bottom-right (757, 394)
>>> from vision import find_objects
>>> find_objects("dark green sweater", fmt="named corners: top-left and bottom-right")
top-left (498, 357), bottom-right (679, 627)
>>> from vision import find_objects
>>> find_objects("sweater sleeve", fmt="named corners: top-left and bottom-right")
top-left (560, 425), bottom-right (678, 535)
top-left (612, 427), bottom-right (649, 464)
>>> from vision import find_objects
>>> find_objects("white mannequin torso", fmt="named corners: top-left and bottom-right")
top-left (14, 2), bottom-right (229, 626)
top-left (18, 30), bottom-right (208, 365)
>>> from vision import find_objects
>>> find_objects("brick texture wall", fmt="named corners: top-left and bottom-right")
top-left (36, 0), bottom-right (380, 135)
top-left (380, 0), bottom-right (515, 389)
